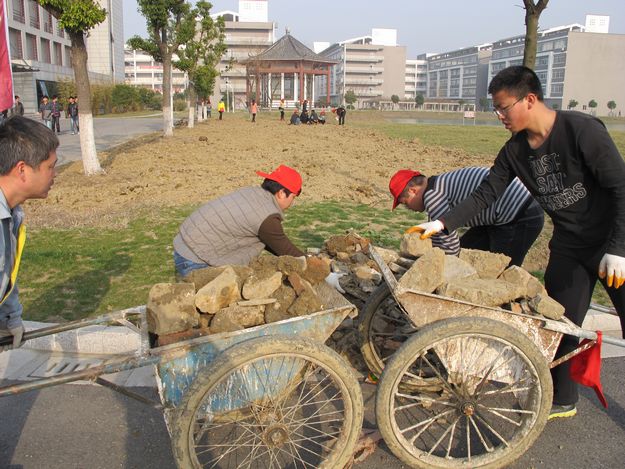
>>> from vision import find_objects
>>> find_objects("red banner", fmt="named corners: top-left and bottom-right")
top-left (0, 0), bottom-right (14, 112)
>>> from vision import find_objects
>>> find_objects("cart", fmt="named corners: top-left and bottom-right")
top-left (362, 246), bottom-right (625, 469)
top-left (0, 283), bottom-right (364, 468)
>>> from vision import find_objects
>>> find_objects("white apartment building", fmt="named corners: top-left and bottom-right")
top-left (317, 29), bottom-right (407, 108)
top-left (212, 0), bottom-right (275, 110)
top-left (404, 58), bottom-right (427, 101)
top-left (124, 47), bottom-right (188, 94)
top-left (6, 0), bottom-right (124, 113)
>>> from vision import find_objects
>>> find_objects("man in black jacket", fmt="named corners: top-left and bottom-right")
top-left (410, 65), bottom-right (625, 420)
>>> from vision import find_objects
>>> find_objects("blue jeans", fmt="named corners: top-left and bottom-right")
top-left (70, 116), bottom-right (79, 133)
top-left (173, 251), bottom-right (208, 278)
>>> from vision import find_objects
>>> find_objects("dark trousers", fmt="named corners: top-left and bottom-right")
top-left (459, 199), bottom-right (544, 267)
top-left (280, 109), bottom-right (285, 120)
top-left (338, 113), bottom-right (345, 125)
top-left (51, 115), bottom-right (61, 133)
top-left (219, 111), bottom-right (223, 120)
top-left (546, 243), bottom-right (625, 405)
top-left (252, 113), bottom-right (256, 123)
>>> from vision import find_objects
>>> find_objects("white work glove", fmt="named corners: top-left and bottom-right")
top-left (325, 272), bottom-right (346, 294)
top-left (405, 220), bottom-right (444, 240)
top-left (0, 324), bottom-right (25, 352)
top-left (599, 253), bottom-right (625, 289)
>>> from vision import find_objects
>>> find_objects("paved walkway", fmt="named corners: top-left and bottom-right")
top-left (51, 114), bottom-right (166, 166)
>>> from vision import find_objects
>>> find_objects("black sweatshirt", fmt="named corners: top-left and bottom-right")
top-left (443, 111), bottom-right (625, 257)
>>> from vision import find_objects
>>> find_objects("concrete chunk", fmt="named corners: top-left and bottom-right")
top-left (195, 266), bottom-right (241, 313)
top-left (499, 266), bottom-right (547, 298)
top-left (265, 285), bottom-right (297, 323)
top-left (372, 246), bottom-right (400, 266)
top-left (209, 311), bottom-right (244, 334)
top-left (529, 295), bottom-right (565, 320)
top-left (217, 304), bottom-right (265, 328)
top-left (242, 271), bottom-right (283, 300)
top-left (147, 283), bottom-right (199, 335)
top-left (400, 233), bottom-right (433, 258)
top-left (459, 248), bottom-right (511, 279)
top-left (437, 278), bottom-right (524, 307)
top-left (443, 255), bottom-right (478, 283)
top-left (398, 247), bottom-right (446, 293)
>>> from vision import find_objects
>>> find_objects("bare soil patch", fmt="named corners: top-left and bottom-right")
top-left (24, 114), bottom-right (550, 271)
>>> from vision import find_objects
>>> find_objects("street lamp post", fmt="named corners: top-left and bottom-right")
top-left (225, 78), bottom-right (230, 112)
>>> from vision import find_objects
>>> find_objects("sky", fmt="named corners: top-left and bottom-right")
top-left (123, 0), bottom-right (625, 57)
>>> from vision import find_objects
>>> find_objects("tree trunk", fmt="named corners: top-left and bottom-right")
top-left (69, 31), bottom-right (103, 175)
top-left (162, 54), bottom-right (174, 137)
top-left (187, 84), bottom-right (196, 128)
top-left (523, 0), bottom-right (549, 69)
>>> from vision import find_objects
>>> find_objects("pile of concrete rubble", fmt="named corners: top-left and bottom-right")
top-left (392, 232), bottom-right (564, 319)
top-left (148, 254), bottom-right (333, 346)
top-left (146, 231), bottom-right (563, 369)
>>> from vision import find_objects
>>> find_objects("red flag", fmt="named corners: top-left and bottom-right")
top-left (0, 0), bottom-right (14, 112)
top-left (570, 331), bottom-right (608, 408)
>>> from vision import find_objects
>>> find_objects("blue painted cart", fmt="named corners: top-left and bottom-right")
top-left (0, 283), bottom-right (364, 468)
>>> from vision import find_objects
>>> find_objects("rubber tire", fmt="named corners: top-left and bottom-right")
top-left (376, 317), bottom-right (553, 469)
top-left (358, 283), bottom-right (414, 375)
top-left (171, 335), bottom-right (364, 469)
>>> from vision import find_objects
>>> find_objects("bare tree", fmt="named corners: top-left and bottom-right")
top-left (522, 0), bottom-right (550, 69)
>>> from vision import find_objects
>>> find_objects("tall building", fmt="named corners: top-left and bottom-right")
top-left (488, 22), bottom-right (625, 115)
top-left (425, 44), bottom-right (492, 105)
top-left (86, 0), bottom-right (124, 82)
top-left (317, 29), bottom-right (407, 108)
top-left (212, 0), bottom-right (275, 109)
top-left (6, 0), bottom-right (124, 113)
top-left (124, 47), bottom-right (188, 94)
top-left (404, 58), bottom-right (427, 101)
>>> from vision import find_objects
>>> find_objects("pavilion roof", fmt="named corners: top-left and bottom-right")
top-left (243, 33), bottom-right (338, 64)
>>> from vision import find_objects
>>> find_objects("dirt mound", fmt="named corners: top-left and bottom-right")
top-left (23, 114), bottom-right (550, 271)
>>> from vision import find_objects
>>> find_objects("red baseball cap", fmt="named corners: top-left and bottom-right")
top-left (256, 165), bottom-right (303, 195)
top-left (389, 169), bottom-right (421, 209)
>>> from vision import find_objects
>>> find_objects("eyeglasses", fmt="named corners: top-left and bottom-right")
top-left (492, 96), bottom-right (525, 118)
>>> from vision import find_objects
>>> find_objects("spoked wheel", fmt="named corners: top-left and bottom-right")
top-left (171, 335), bottom-right (364, 469)
top-left (358, 283), bottom-right (417, 376)
top-left (376, 317), bottom-right (552, 469)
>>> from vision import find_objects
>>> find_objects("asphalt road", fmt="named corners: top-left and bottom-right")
top-left (1, 358), bottom-right (624, 469)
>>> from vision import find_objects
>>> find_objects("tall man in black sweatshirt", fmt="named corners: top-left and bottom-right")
top-left (410, 66), bottom-right (625, 420)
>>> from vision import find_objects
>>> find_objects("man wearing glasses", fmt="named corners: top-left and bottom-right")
top-left (409, 65), bottom-right (625, 420)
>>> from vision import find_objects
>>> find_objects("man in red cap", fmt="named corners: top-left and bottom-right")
top-left (172, 165), bottom-right (345, 291)
top-left (389, 167), bottom-right (543, 266)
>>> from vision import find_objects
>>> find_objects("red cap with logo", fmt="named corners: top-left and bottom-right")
top-left (389, 169), bottom-right (421, 209)
top-left (256, 165), bottom-right (303, 195)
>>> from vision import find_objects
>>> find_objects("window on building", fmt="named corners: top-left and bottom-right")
top-left (57, 23), bottom-right (65, 38)
top-left (536, 71), bottom-right (548, 83)
top-left (491, 62), bottom-right (506, 73)
top-left (28, 0), bottom-right (39, 28)
top-left (65, 45), bottom-right (72, 66)
top-left (12, 0), bottom-right (25, 23)
top-left (552, 68), bottom-right (565, 81)
top-left (53, 42), bottom-right (63, 66)
top-left (40, 38), bottom-right (51, 63)
top-left (44, 10), bottom-right (53, 33)
top-left (553, 53), bottom-right (566, 66)
top-left (26, 33), bottom-right (37, 60)
top-left (9, 28), bottom-right (23, 59)
top-left (550, 83), bottom-right (563, 96)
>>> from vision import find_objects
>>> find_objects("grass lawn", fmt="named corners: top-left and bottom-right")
top-left (20, 202), bottom-right (423, 322)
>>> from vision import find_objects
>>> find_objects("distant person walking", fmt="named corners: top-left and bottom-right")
top-left (10, 96), bottom-right (24, 117)
top-left (279, 99), bottom-right (285, 121)
top-left (250, 99), bottom-right (258, 123)
top-left (39, 96), bottom-right (53, 130)
top-left (218, 99), bottom-right (225, 120)
top-left (67, 96), bottom-right (79, 135)
top-left (50, 96), bottom-right (62, 134)
top-left (336, 105), bottom-right (346, 125)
